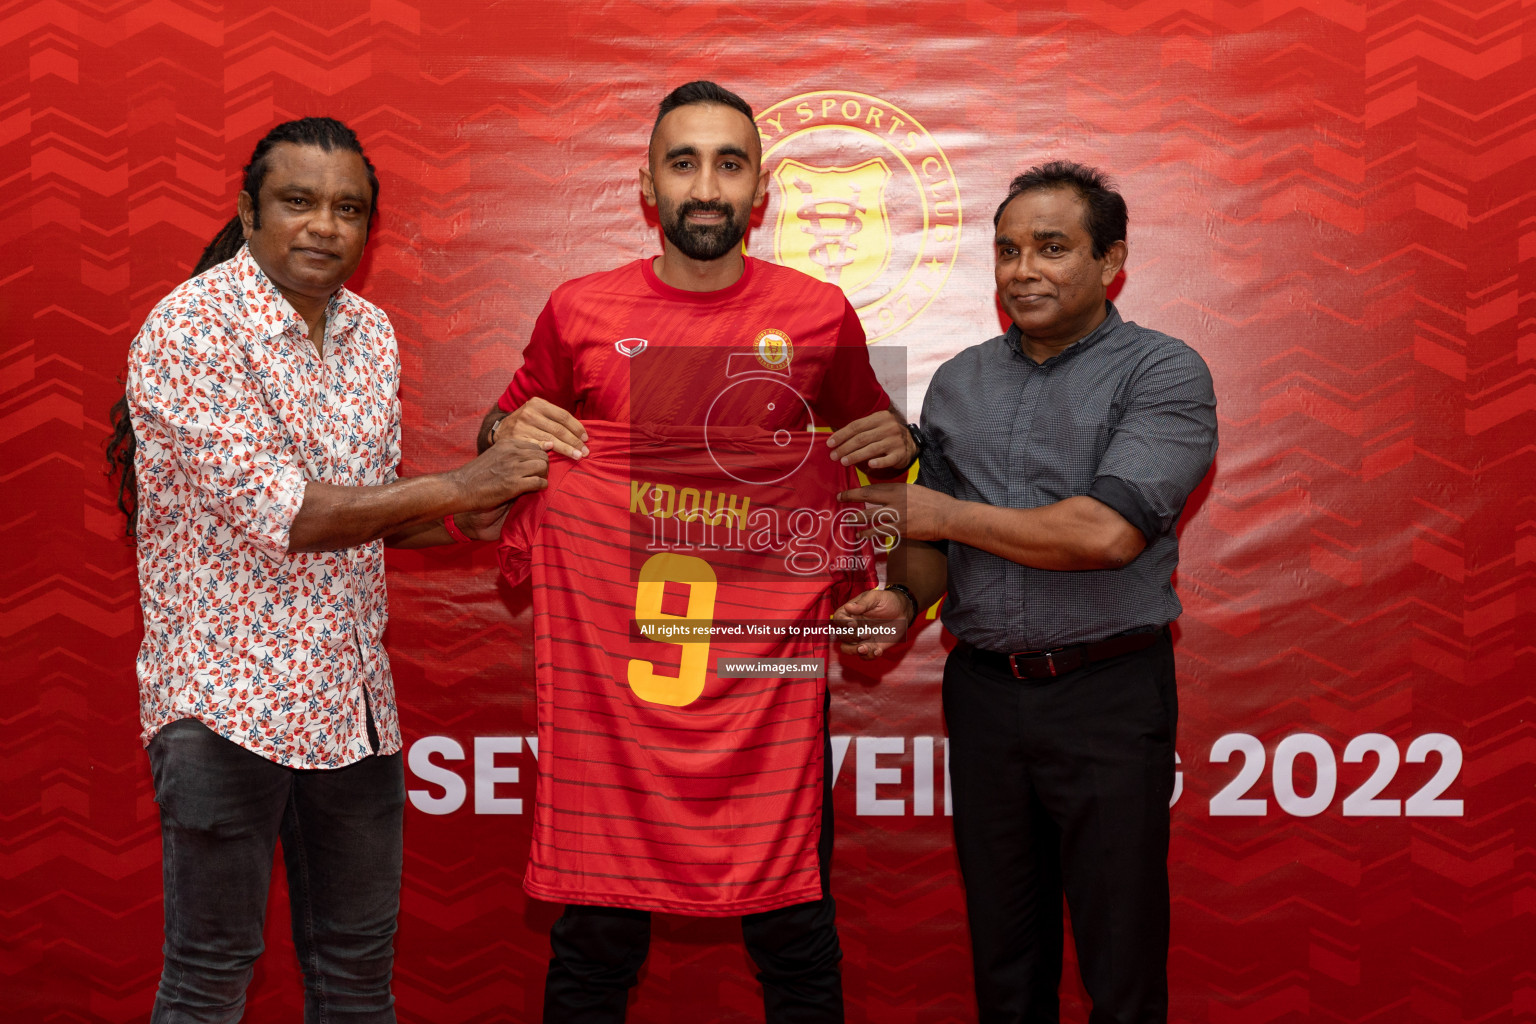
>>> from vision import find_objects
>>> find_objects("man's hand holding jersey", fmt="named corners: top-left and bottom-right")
top-left (439, 438), bottom-right (552, 542)
top-left (825, 409), bottom-right (917, 471)
top-left (831, 587), bottom-right (917, 661)
top-left (480, 396), bottom-right (589, 459)
top-left (832, 481), bottom-right (952, 661)
top-left (482, 398), bottom-right (916, 472)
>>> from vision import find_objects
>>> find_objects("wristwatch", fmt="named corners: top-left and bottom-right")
top-left (903, 422), bottom-right (926, 469)
top-left (883, 582), bottom-right (920, 626)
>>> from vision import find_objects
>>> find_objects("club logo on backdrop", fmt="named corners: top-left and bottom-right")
top-left (772, 159), bottom-right (892, 294)
top-left (755, 91), bottom-right (960, 343)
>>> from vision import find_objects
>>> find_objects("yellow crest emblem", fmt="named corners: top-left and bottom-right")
top-left (754, 328), bottom-right (793, 370)
top-left (755, 91), bottom-right (960, 343)
top-left (771, 158), bottom-right (893, 295)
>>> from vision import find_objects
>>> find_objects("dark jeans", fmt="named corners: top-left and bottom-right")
top-left (944, 632), bottom-right (1178, 1024)
top-left (147, 718), bottom-right (405, 1023)
top-left (542, 702), bottom-right (843, 1023)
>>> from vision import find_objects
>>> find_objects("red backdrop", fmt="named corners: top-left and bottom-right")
top-left (5, 1), bottom-right (1535, 1021)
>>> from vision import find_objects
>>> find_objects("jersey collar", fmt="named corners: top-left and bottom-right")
top-left (641, 255), bottom-right (756, 303)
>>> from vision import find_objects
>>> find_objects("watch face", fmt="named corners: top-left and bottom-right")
top-left (704, 376), bottom-right (816, 486)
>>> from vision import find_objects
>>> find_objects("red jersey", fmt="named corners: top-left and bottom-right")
top-left (498, 422), bottom-right (875, 915)
top-left (498, 257), bottom-right (889, 428)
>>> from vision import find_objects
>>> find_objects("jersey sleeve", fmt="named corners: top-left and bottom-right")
top-left (809, 298), bottom-right (890, 428)
top-left (499, 300), bottom-right (576, 414)
top-left (496, 492), bottom-right (539, 586)
top-left (496, 453), bottom-right (581, 586)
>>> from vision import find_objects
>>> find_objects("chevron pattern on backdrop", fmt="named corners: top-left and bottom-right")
top-left (3, 0), bottom-right (1533, 1020)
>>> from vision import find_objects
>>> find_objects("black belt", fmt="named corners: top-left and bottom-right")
top-left (966, 629), bottom-right (1163, 680)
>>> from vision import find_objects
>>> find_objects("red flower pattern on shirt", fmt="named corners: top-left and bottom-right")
top-left (127, 244), bottom-right (402, 768)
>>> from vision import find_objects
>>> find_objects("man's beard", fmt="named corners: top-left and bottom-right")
top-left (660, 199), bottom-right (748, 261)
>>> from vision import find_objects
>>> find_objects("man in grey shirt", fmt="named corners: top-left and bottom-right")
top-left (836, 162), bottom-right (1217, 1023)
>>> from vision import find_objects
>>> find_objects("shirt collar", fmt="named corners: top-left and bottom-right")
top-left (229, 243), bottom-right (362, 342)
top-left (1006, 301), bottom-right (1123, 365)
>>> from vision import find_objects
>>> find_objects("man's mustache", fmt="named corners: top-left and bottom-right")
top-left (677, 201), bottom-right (734, 220)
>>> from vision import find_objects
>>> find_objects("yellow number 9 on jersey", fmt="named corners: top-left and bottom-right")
top-left (629, 553), bottom-right (718, 707)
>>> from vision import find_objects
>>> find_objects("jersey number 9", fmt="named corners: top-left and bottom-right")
top-left (629, 553), bottom-right (718, 707)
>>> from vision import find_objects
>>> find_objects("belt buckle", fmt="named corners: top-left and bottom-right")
top-left (1007, 650), bottom-right (1057, 679)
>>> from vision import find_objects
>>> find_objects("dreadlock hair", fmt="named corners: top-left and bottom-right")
top-left (105, 117), bottom-right (378, 537)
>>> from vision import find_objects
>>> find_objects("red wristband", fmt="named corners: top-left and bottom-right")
top-left (443, 514), bottom-right (473, 544)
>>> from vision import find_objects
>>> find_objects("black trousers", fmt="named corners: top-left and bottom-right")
top-left (943, 631), bottom-right (1177, 1024)
top-left (147, 719), bottom-right (403, 1024)
top-left (541, 703), bottom-right (843, 1023)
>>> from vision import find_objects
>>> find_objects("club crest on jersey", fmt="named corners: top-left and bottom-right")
top-left (754, 329), bottom-right (793, 371)
top-left (614, 337), bottom-right (648, 358)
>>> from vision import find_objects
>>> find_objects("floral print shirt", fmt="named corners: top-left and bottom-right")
top-left (127, 244), bottom-right (402, 768)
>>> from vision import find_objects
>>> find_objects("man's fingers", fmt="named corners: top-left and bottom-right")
top-left (522, 429), bottom-right (583, 460)
top-left (832, 588), bottom-right (912, 661)
top-left (859, 445), bottom-right (909, 469)
top-left (502, 400), bottom-right (589, 458)
top-left (500, 442), bottom-right (548, 474)
top-left (824, 415), bottom-right (873, 451)
top-left (522, 451), bottom-right (550, 479)
top-left (503, 447), bottom-right (550, 497)
top-left (827, 410), bottom-right (913, 468)
top-left (528, 398), bottom-right (589, 453)
top-left (832, 591), bottom-right (879, 620)
top-left (837, 639), bottom-right (891, 660)
top-left (528, 417), bottom-right (588, 458)
top-left (827, 427), bottom-right (887, 464)
top-left (825, 425), bottom-right (872, 456)
top-left (839, 483), bottom-right (904, 505)
top-left (527, 397), bottom-right (589, 443)
top-left (513, 470), bottom-right (549, 496)
top-left (833, 440), bottom-right (901, 468)
top-left (509, 413), bottom-right (586, 459)
top-left (826, 410), bottom-right (893, 443)
top-left (843, 593), bottom-right (876, 616)
top-left (503, 441), bottom-right (549, 466)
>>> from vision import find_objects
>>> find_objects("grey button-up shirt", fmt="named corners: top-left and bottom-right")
top-left (917, 303), bottom-right (1217, 650)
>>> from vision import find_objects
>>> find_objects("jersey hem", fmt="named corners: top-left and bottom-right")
top-left (523, 878), bottom-right (824, 918)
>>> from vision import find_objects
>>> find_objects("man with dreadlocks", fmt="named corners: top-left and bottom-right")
top-left (111, 117), bottom-right (548, 1022)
